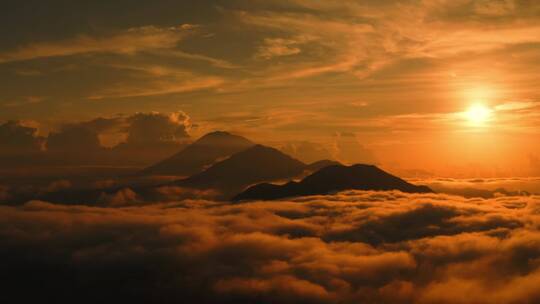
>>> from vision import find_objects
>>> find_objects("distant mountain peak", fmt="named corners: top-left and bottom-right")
top-left (204, 130), bottom-right (232, 136)
top-left (140, 131), bottom-right (254, 176)
top-left (195, 131), bottom-right (252, 145)
top-left (198, 131), bottom-right (235, 140)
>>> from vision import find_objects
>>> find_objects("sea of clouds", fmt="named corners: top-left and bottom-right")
top-left (2, 190), bottom-right (540, 303)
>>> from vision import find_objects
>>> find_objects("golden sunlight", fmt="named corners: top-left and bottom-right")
top-left (2, 2), bottom-right (540, 304)
top-left (465, 103), bottom-right (492, 126)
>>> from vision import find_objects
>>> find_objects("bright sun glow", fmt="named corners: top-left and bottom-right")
top-left (465, 103), bottom-right (492, 126)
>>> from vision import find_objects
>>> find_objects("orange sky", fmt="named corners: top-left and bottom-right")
top-left (1, 0), bottom-right (539, 177)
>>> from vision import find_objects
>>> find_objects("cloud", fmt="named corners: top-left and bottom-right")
top-left (43, 180), bottom-right (72, 193)
top-left (333, 132), bottom-right (376, 165)
top-left (228, 0), bottom-right (540, 91)
top-left (0, 120), bottom-right (43, 154)
top-left (0, 25), bottom-right (195, 63)
top-left (124, 111), bottom-right (190, 144)
top-left (255, 36), bottom-right (314, 59)
top-left (46, 125), bottom-right (102, 152)
top-left (50, 111), bottom-right (191, 148)
top-left (43, 111), bottom-right (190, 150)
top-left (163, 49), bottom-right (239, 69)
top-left (88, 74), bottom-right (224, 99)
top-left (2, 96), bottom-right (45, 108)
top-left (32, 111), bottom-right (192, 166)
top-left (1, 191), bottom-right (540, 303)
top-left (415, 177), bottom-right (540, 197)
top-left (97, 188), bottom-right (140, 206)
top-left (76, 116), bottom-right (125, 134)
top-left (473, 0), bottom-right (516, 17)
top-left (0, 111), bottom-right (192, 168)
top-left (152, 186), bottom-right (220, 201)
top-left (0, 185), bottom-right (10, 201)
top-left (279, 141), bottom-right (334, 163)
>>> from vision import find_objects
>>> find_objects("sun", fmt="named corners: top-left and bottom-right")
top-left (465, 103), bottom-right (492, 126)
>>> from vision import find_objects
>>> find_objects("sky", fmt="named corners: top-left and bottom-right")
top-left (1, 0), bottom-right (540, 177)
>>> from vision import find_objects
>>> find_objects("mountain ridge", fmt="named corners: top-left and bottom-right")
top-left (233, 164), bottom-right (433, 201)
top-left (174, 144), bottom-right (307, 198)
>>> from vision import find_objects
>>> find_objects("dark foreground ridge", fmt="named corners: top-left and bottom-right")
top-left (233, 164), bottom-right (433, 201)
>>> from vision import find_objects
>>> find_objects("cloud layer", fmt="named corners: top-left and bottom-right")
top-left (2, 191), bottom-right (540, 303)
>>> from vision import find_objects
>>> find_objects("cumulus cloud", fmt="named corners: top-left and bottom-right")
top-left (0, 120), bottom-right (43, 154)
top-left (1, 191), bottom-right (540, 303)
top-left (97, 188), bottom-right (140, 206)
top-left (125, 111), bottom-right (190, 144)
top-left (49, 111), bottom-right (191, 148)
top-left (0, 111), bottom-right (193, 168)
top-left (46, 125), bottom-right (103, 152)
top-left (34, 111), bottom-right (191, 166)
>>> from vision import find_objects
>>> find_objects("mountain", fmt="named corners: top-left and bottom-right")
top-left (233, 164), bottom-right (433, 201)
top-left (23, 141), bottom-right (340, 205)
top-left (174, 145), bottom-right (306, 198)
top-left (141, 131), bottom-right (254, 176)
top-left (305, 159), bottom-right (342, 172)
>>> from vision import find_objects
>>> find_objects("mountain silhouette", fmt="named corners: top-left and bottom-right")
top-left (141, 131), bottom-right (253, 176)
top-left (233, 164), bottom-right (433, 201)
top-left (174, 144), bottom-right (306, 198)
top-left (17, 143), bottom-right (341, 205)
top-left (305, 159), bottom-right (342, 172)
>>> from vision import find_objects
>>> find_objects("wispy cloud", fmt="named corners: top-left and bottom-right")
top-left (3, 96), bottom-right (45, 108)
top-left (89, 76), bottom-right (224, 99)
top-left (0, 25), bottom-right (196, 63)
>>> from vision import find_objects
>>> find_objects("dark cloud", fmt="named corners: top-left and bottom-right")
top-left (125, 111), bottom-right (190, 144)
top-left (42, 179), bottom-right (72, 193)
top-left (48, 111), bottom-right (190, 149)
top-left (152, 186), bottom-right (220, 201)
top-left (0, 120), bottom-right (43, 154)
top-left (0, 111), bottom-right (192, 169)
top-left (97, 188), bottom-right (140, 206)
top-left (76, 116), bottom-right (125, 134)
top-left (108, 111), bottom-right (191, 166)
top-left (0, 1), bottom-right (221, 50)
top-left (1, 191), bottom-right (540, 303)
top-left (47, 125), bottom-right (103, 152)
top-left (0, 185), bottom-right (10, 201)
